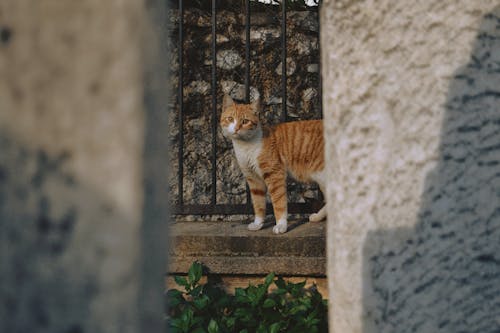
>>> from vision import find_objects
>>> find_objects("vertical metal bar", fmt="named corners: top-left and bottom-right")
top-left (318, 0), bottom-right (322, 116)
top-left (245, 0), bottom-right (251, 104)
top-left (245, 0), bottom-right (252, 207)
top-left (281, 0), bottom-right (287, 122)
top-left (211, 0), bottom-right (218, 206)
top-left (177, 0), bottom-right (184, 208)
top-left (317, 1), bottom-right (323, 203)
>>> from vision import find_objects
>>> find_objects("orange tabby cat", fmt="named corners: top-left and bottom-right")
top-left (221, 94), bottom-right (326, 234)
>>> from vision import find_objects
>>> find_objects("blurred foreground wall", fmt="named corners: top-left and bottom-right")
top-left (0, 1), bottom-right (169, 332)
top-left (321, 1), bottom-right (500, 332)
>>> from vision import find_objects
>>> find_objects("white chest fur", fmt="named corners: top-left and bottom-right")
top-left (232, 135), bottom-right (263, 177)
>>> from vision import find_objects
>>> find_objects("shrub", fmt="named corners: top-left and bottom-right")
top-left (166, 262), bottom-right (328, 333)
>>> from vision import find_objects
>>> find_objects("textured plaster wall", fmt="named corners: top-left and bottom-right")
top-left (0, 1), bottom-right (168, 332)
top-left (321, 1), bottom-right (500, 332)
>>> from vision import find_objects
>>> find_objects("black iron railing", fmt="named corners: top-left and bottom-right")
top-left (173, 0), bottom-right (322, 216)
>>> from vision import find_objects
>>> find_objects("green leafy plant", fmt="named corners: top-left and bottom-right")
top-left (167, 262), bottom-right (328, 333)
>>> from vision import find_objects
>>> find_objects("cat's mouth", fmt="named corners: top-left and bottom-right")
top-left (222, 125), bottom-right (260, 142)
top-left (222, 127), bottom-right (242, 139)
top-left (226, 131), bottom-right (245, 140)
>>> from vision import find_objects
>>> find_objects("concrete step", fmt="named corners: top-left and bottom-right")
top-left (168, 219), bottom-right (326, 276)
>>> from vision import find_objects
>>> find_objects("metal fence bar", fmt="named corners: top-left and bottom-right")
top-left (317, 0), bottom-right (324, 203)
top-left (211, 0), bottom-right (218, 205)
top-left (281, 0), bottom-right (287, 122)
top-left (245, 0), bottom-right (252, 207)
top-left (245, 0), bottom-right (251, 104)
top-left (173, 1), bottom-right (322, 216)
top-left (318, 1), bottom-right (322, 116)
top-left (177, 0), bottom-right (184, 207)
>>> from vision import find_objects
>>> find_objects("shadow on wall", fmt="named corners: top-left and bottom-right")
top-left (0, 135), bottom-right (124, 333)
top-left (0, 108), bottom-right (169, 333)
top-left (364, 7), bottom-right (500, 333)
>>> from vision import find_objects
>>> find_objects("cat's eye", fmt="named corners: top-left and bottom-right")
top-left (226, 116), bottom-right (234, 122)
top-left (241, 119), bottom-right (249, 125)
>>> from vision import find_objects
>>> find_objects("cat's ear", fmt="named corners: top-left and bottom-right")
top-left (223, 94), bottom-right (235, 110)
top-left (250, 97), bottom-right (260, 115)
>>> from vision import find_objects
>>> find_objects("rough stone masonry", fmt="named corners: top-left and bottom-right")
top-left (321, 1), bottom-right (500, 332)
top-left (169, 4), bottom-right (322, 215)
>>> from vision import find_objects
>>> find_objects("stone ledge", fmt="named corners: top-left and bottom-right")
top-left (169, 220), bottom-right (326, 276)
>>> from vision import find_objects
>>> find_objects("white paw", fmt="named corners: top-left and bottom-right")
top-left (273, 221), bottom-right (287, 234)
top-left (309, 213), bottom-right (323, 222)
top-left (309, 207), bottom-right (327, 222)
top-left (248, 221), bottom-right (264, 231)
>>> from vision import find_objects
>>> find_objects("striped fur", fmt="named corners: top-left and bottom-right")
top-left (221, 94), bottom-right (326, 234)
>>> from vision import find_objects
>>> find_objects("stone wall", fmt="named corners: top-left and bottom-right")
top-left (0, 1), bottom-right (169, 332)
top-left (321, 1), bottom-right (500, 332)
top-left (169, 3), bottom-right (322, 212)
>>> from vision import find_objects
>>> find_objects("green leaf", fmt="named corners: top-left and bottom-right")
top-left (290, 282), bottom-right (306, 297)
top-left (299, 297), bottom-right (312, 308)
top-left (273, 288), bottom-right (287, 296)
top-left (263, 298), bottom-right (276, 308)
top-left (166, 288), bottom-right (183, 297)
top-left (255, 284), bottom-right (267, 303)
top-left (208, 319), bottom-right (219, 333)
top-left (181, 308), bottom-right (193, 325)
top-left (193, 295), bottom-right (209, 310)
top-left (306, 308), bottom-right (319, 322)
top-left (166, 262), bottom-right (328, 333)
top-left (192, 316), bottom-right (204, 327)
top-left (234, 308), bottom-right (250, 318)
top-left (309, 327), bottom-right (319, 333)
top-left (224, 316), bottom-right (236, 328)
top-left (166, 289), bottom-right (184, 307)
top-left (234, 308), bottom-right (254, 324)
top-left (235, 287), bottom-right (246, 297)
top-left (289, 304), bottom-right (308, 315)
top-left (256, 324), bottom-right (267, 333)
top-left (274, 277), bottom-right (287, 290)
top-left (188, 261), bottom-right (203, 286)
top-left (264, 272), bottom-right (275, 287)
top-left (296, 280), bottom-right (306, 289)
top-left (235, 288), bottom-right (249, 303)
top-left (309, 319), bottom-right (321, 326)
top-left (174, 276), bottom-right (189, 289)
top-left (269, 322), bottom-right (281, 333)
top-left (246, 285), bottom-right (257, 302)
top-left (170, 318), bottom-right (184, 329)
top-left (192, 328), bottom-right (207, 333)
top-left (189, 285), bottom-right (204, 297)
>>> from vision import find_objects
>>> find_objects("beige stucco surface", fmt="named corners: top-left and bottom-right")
top-left (0, 1), bottom-right (144, 215)
top-left (321, 1), bottom-right (500, 332)
top-left (0, 1), bottom-right (168, 332)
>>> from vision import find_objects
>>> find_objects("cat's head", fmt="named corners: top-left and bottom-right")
top-left (221, 94), bottom-right (261, 141)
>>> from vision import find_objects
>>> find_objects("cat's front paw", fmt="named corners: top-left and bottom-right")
top-left (272, 220), bottom-right (287, 234)
top-left (309, 206), bottom-right (327, 222)
top-left (309, 213), bottom-right (324, 222)
top-left (248, 221), bottom-right (264, 231)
